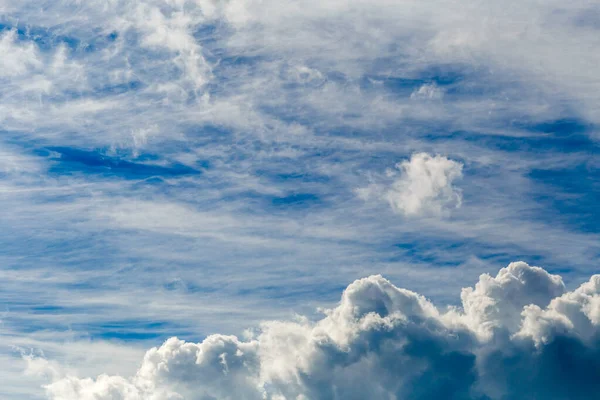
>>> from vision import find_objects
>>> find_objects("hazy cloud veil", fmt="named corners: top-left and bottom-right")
top-left (1, 0), bottom-right (599, 399)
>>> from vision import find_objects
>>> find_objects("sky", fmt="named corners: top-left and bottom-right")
top-left (0, 0), bottom-right (599, 399)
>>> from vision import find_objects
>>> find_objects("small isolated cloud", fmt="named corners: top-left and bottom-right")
top-left (386, 153), bottom-right (463, 216)
top-left (410, 83), bottom-right (444, 100)
top-left (358, 153), bottom-right (463, 217)
top-left (29, 262), bottom-right (600, 400)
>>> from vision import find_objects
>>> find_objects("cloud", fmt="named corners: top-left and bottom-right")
top-left (386, 153), bottom-right (463, 216)
top-left (29, 262), bottom-right (600, 400)
top-left (410, 84), bottom-right (444, 101)
top-left (2, 0), bottom-right (600, 398)
top-left (0, 30), bottom-right (43, 77)
top-left (517, 274), bottom-right (600, 345)
top-left (460, 261), bottom-right (566, 338)
top-left (358, 153), bottom-right (464, 217)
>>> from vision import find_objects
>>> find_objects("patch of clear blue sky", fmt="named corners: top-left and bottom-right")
top-left (42, 147), bottom-right (202, 178)
top-left (0, 20), bottom-right (118, 53)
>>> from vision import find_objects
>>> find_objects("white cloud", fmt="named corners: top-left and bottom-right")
top-left (359, 153), bottom-right (463, 217)
top-left (385, 153), bottom-right (463, 217)
top-left (517, 274), bottom-right (600, 345)
top-left (29, 262), bottom-right (600, 400)
top-left (410, 83), bottom-right (444, 100)
top-left (459, 261), bottom-right (566, 339)
top-left (0, 30), bottom-right (43, 77)
top-left (128, 3), bottom-right (212, 89)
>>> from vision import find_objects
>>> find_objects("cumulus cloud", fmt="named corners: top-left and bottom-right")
top-left (460, 262), bottom-right (566, 338)
top-left (385, 153), bottom-right (463, 216)
top-left (358, 153), bottom-right (463, 217)
top-left (30, 262), bottom-right (600, 400)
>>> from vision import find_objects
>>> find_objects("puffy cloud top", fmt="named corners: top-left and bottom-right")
top-left (34, 262), bottom-right (600, 400)
top-left (460, 261), bottom-right (566, 338)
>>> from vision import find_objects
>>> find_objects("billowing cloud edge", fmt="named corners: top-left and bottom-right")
top-left (26, 261), bottom-right (600, 400)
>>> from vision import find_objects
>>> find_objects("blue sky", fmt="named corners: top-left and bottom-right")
top-left (0, 1), bottom-right (599, 399)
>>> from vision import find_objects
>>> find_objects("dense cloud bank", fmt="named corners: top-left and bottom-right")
top-left (32, 262), bottom-right (600, 400)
